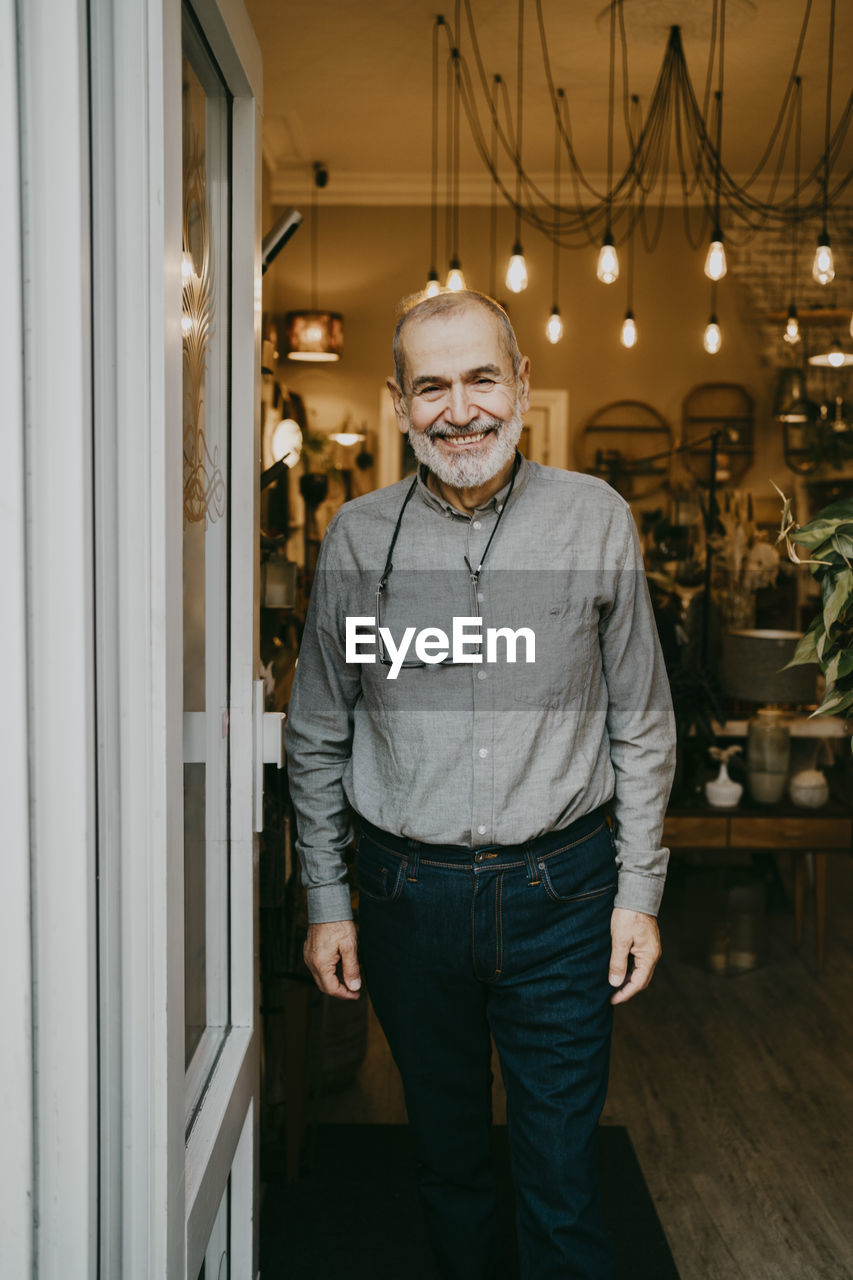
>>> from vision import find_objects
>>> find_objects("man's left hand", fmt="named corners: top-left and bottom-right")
top-left (608, 907), bottom-right (661, 1005)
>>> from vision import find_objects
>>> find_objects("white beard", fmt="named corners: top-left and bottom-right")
top-left (406, 395), bottom-right (524, 489)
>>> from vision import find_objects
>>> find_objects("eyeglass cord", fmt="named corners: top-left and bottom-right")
top-left (378, 449), bottom-right (521, 596)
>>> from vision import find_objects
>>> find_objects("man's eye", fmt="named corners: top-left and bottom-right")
top-left (476, 378), bottom-right (495, 388)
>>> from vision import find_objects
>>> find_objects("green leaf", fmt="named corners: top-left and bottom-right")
top-left (811, 686), bottom-right (853, 717)
top-left (833, 531), bottom-right (853, 566)
top-left (824, 651), bottom-right (853, 685)
top-left (785, 618), bottom-right (822, 668)
top-left (792, 518), bottom-right (847, 550)
top-left (823, 570), bottom-right (853, 633)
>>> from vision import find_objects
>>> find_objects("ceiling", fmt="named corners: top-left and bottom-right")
top-left (245, 0), bottom-right (852, 206)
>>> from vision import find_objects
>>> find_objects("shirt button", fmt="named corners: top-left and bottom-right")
top-left (478, 748), bottom-right (488, 758)
top-left (472, 519), bottom-right (482, 529)
top-left (477, 825), bottom-right (487, 836)
top-left (496, 504), bottom-right (503, 512)
top-left (477, 670), bottom-right (487, 680)
top-left (477, 591), bottom-right (485, 602)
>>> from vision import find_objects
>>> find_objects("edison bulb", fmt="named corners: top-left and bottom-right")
top-left (424, 271), bottom-right (441, 298)
top-left (703, 317), bottom-right (722, 354)
top-left (505, 245), bottom-right (529, 293)
top-left (812, 235), bottom-right (835, 286)
top-left (827, 345), bottom-right (845, 369)
top-left (620, 311), bottom-right (638, 348)
top-left (783, 307), bottom-right (800, 345)
top-left (446, 260), bottom-right (466, 291)
top-left (545, 308), bottom-right (563, 344)
top-left (704, 237), bottom-right (727, 282)
top-left (596, 236), bottom-right (619, 284)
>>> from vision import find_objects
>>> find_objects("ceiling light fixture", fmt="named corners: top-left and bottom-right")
top-left (813, 0), bottom-right (837, 286)
top-left (783, 78), bottom-right (803, 345)
top-left (424, 17), bottom-right (444, 298)
top-left (445, 44), bottom-right (468, 293)
top-left (597, 231), bottom-right (619, 285)
top-left (505, 0), bottom-right (528, 293)
top-left (284, 163), bottom-right (342, 363)
top-left (545, 89), bottom-right (565, 343)
top-left (704, 58), bottom-right (728, 281)
top-left (809, 340), bottom-right (853, 369)
top-left (597, 0), bottom-right (619, 286)
top-left (704, 313), bottom-right (722, 355)
top-left (621, 99), bottom-right (640, 349)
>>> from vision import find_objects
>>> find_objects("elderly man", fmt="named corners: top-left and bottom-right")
top-left (284, 290), bottom-right (675, 1279)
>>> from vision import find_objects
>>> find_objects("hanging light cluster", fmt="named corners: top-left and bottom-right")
top-left (419, 0), bottom-right (850, 355)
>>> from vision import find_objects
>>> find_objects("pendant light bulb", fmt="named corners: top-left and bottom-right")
top-left (596, 232), bottom-right (619, 284)
top-left (545, 307), bottom-right (563, 345)
top-left (446, 258), bottom-right (466, 292)
top-left (783, 306), bottom-right (800, 346)
top-left (827, 343), bottom-right (845, 369)
top-left (505, 242), bottom-right (529, 293)
top-left (703, 315), bottom-right (722, 355)
top-left (620, 311), bottom-right (638, 349)
top-left (812, 232), bottom-right (835, 286)
top-left (704, 232), bottom-right (727, 282)
top-left (424, 270), bottom-right (441, 299)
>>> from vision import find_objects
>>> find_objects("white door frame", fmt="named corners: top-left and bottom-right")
top-left (8, 0), bottom-right (98, 1275)
top-left (89, 0), bottom-right (262, 1274)
top-left (0, 0), bottom-right (34, 1273)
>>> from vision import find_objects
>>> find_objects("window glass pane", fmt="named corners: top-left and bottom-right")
top-left (182, 29), bottom-right (231, 1077)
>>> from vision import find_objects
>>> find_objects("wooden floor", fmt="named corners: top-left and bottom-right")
top-left (316, 851), bottom-right (853, 1280)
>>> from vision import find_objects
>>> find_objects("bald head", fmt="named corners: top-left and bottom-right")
top-left (392, 290), bottom-right (522, 396)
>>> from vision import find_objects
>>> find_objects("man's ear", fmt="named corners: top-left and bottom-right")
top-left (516, 355), bottom-right (531, 413)
top-left (386, 377), bottom-right (410, 436)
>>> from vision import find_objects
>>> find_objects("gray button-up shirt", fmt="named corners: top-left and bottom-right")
top-left (284, 455), bottom-right (676, 923)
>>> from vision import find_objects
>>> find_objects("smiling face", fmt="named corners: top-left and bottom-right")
top-left (387, 303), bottom-right (531, 491)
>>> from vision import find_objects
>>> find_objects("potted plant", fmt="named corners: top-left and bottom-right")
top-left (775, 487), bottom-right (853, 740)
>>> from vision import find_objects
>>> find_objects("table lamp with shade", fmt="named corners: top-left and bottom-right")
top-left (719, 629), bottom-right (817, 803)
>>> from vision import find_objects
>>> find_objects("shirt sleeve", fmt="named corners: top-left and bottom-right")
top-left (599, 506), bottom-right (676, 916)
top-left (283, 516), bottom-right (362, 924)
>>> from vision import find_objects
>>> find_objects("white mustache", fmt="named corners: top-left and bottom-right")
top-left (426, 419), bottom-right (503, 441)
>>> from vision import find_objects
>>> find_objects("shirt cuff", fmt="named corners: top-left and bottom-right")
top-left (307, 883), bottom-right (354, 925)
top-left (614, 870), bottom-right (666, 917)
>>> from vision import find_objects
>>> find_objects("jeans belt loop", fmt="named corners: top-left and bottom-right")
top-left (523, 845), bottom-right (541, 887)
top-left (406, 842), bottom-right (421, 883)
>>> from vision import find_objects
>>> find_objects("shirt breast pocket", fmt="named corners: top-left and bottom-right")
top-left (508, 597), bottom-right (595, 710)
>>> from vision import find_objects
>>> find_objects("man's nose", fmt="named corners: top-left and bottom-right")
top-left (444, 383), bottom-right (477, 427)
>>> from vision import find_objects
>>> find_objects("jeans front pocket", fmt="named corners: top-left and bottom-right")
top-left (355, 834), bottom-right (407, 904)
top-left (537, 822), bottom-right (618, 904)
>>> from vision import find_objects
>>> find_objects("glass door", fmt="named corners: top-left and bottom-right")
top-left (182, 9), bottom-right (231, 1102)
top-left (179, 5), bottom-right (260, 1276)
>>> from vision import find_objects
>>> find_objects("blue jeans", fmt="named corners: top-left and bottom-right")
top-left (355, 807), bottom-right (618, 1280)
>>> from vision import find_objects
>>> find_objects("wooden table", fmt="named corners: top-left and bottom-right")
top-left (663, 800), bottom-right (853, 969)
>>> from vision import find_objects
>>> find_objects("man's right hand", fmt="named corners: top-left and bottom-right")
top-left (303, 920), bottom-right (362, 1000)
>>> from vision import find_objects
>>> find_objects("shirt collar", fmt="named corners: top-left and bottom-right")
top-left (414, 451), bottom-right (530, 518)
